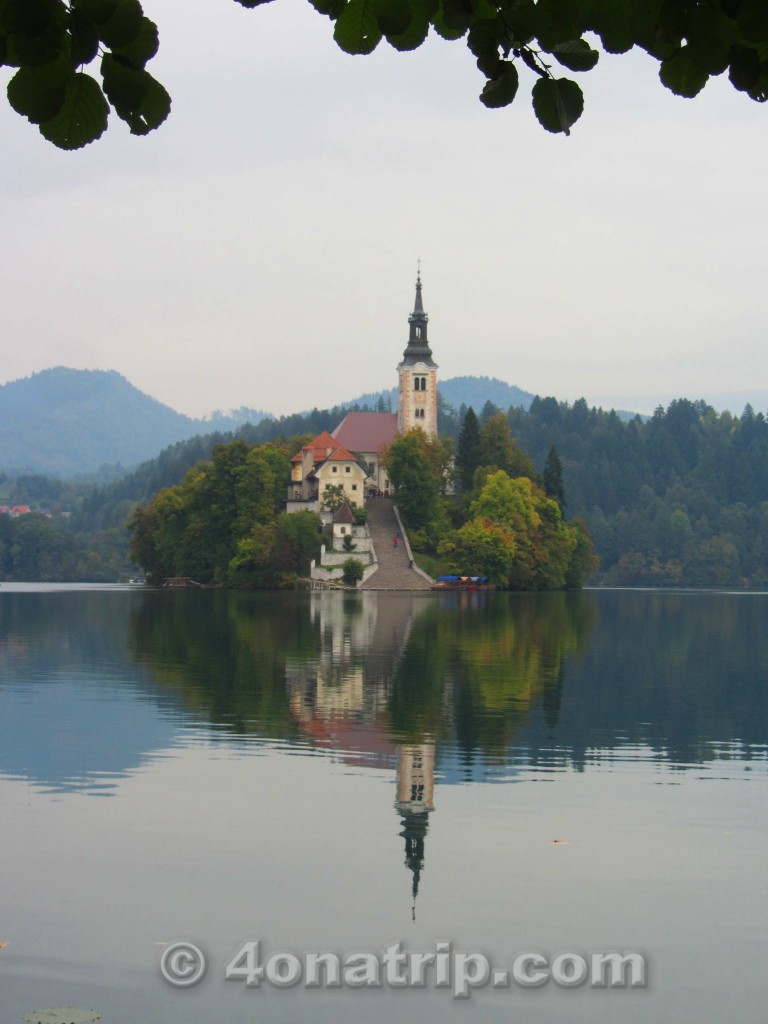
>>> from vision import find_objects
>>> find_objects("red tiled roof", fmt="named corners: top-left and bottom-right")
top-left (291, 430), bottom-right (362, 467)
top-left (332, 412), bottom-right (398, 453)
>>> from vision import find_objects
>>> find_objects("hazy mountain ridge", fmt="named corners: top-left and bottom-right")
top-left (0, 369), bottom-right (552, 477)
top-left (343, 375), bottom-right (535, 414)
top-left (0, 369), bottom-right (198, 476)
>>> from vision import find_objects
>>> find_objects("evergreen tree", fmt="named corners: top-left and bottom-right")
top-left (543, 444), bottom-right (566, 510)
top-left (456, 407), bottom-right (483, 493)
top-left (479, 400), bottom-right (500, 425)
top-left (480, 413), bottom-right (536, 480)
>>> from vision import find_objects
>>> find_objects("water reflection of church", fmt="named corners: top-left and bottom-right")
top-left (285, 592), bottom-right (435, 917)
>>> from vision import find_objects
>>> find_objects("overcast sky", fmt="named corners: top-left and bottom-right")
top-left (2, 1), bottom-right (766, 419)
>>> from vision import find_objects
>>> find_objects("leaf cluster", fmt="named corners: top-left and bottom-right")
top-left (2, 0), bottom-right (168, 148)
top-left (310, 0), bottom-right (768, 135)
top-left (6, 0), bottom-right (766, 147)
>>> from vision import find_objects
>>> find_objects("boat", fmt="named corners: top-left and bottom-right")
top-left (431, 575), bottom-right (495, 591)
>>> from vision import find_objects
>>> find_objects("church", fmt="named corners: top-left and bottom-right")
top-left (287, 273), bottom-right (439, 509)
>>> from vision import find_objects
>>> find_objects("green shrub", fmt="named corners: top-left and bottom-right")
top-left (342, 557), bottom-right (365, 586)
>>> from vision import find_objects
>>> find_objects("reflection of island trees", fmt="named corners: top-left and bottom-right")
top-left (129, 590), bottom-right (320, 738)
top-left (388, 592), bottom-right (596, 755)
top-left (128, 589), bottom-right (768, 770)
top-left (128, 589), bottom-right (597, 756)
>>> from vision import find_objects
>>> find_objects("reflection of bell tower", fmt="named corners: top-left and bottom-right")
top-left (397, 270), bottom-right (438, 438)
top-left (395, 741), bottom-right (435, 920)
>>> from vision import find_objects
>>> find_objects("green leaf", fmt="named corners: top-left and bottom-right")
top-left (729, 44), bottom-right (761, 92)
top-left (549, 38), bottom-right (599, 72)
top-left (38, 70), bottom-right (108, 148)
top-left (69, 8), bottom-right (100, 66)
top-left (738, 0), bottom-right (768, 45)
top-left (374, 0), bottom-right (411, 37)
top-left (72, 0), bottom-right (119, 26)
top-left (111, 16), bottom-right (158, 68)
top-left (531, 76), bottom-right (583, 134)
top-left (432, 10), bottom-right (467, 40)
top-left (2, 0), bottom-right (58, 35)
top-left (385, 0), bottom-right (431, 50)
top-left (7, 64), bottom-right (66, 122)
top-left (101, 52), bottom-right (169, 133)
top-left (125, 72), bottom-right (170, 133)
top-left (434, 0), bottom-right (473, 37)
top-left (659, 46), bottom-right (709, 97)
top-left (334, 0), bottom-right (382, 54)
top-left (232, 0), bottom-right (277, 7)
top-left (534, 0), bottom-right (581, 49)
top-left (686, 5), bottom-right (734, 76)
top-left (503, 0), bottom-right (537, 46)
top-left (97, 0), bottom-right (143, 48)
top-left (6, 23), bottom-right (64, 67)
top-left (467, 17), bottom-right (501, 58)
top-left (307, 0), bottom-right (347, 18)
top-left (101, 51), bottom-right (147, 111)
top-left (751, 62), bottom-right (768, 102)
top-left (479, 61), bottom-right (519, 108)
top-left (591, 9), bottom-right (634, 55)
top-left (469, 19), bottom-right (503, 76)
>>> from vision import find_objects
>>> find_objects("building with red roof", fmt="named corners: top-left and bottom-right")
top-left (288, 274), bottom-right (440, 507)
top-left (287, 430), bottom-right (368, 511)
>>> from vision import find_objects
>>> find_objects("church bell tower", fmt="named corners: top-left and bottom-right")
top-left (397, 271), bottom-right (438, 437)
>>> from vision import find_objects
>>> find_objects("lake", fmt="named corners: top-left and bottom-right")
top-left (1, 585), bottom-right (766, 1023)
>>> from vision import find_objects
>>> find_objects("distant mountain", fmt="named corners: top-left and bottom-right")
top-left (0, 368), bottom-right (279, 477)
top-left (343, 375), bottom-right (535, 414)
top-left (0, 369), bottom-right (199, 476)
top-left (439, 376), bottom-right (534, 413)
top-left (0, 367), bottom-right (641, 479)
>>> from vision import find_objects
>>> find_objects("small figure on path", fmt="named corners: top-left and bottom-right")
top-left (393, 536), bottom-right (398, 547)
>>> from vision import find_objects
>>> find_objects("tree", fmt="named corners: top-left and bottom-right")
top-left (4, 0), bottom-right (766, 151)
top-left (320, 483), bottom-right (347, 513)
top-left (341, 556), bottom-right (364, 586)
top-left (542, 444), bottom-right (565, 509)
top-left (456, 406), bottom-right (483, 492)
top-left (480, 412), bottom-right (537, 480)
top-left (384, 429), bottom-right (443, 531)
top-left (439, 468), bottom-right (595, 589)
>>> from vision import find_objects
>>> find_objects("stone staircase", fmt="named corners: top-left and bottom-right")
top-left (360, 498), bottom-right (434, 591)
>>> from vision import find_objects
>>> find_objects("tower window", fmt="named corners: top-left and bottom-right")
top-left (413, 376), bottom-right (427, 392)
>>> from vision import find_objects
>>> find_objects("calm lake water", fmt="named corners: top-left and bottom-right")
top-left (1, 585), bottom-right (766, 1023)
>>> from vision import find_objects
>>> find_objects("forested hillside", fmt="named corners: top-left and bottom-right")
top-left (0, 367), bottom-right (540, 477)
top-left (2, 391), bottom-right (767, 589)
top-left (507, 398), bottom-right (768, 587)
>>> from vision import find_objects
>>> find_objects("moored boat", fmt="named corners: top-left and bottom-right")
top-left (431, 575), bottom-right (495, 591)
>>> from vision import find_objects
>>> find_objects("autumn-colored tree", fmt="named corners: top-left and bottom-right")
top-left (439, 469), bottom-right (596, 589)
top-left (479, 413), bottom-right (537, 482)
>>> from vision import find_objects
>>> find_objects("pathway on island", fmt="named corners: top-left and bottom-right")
top-left (360, 498), bottom-right (434, 591)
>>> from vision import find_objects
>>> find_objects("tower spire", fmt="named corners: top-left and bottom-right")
top-left (414, 260), bottom-right (424, 314)
top-left (402, 268), bottom-right (435, 366)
